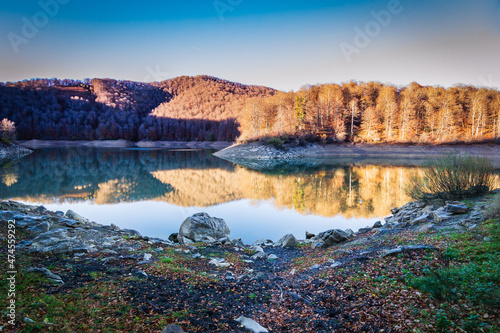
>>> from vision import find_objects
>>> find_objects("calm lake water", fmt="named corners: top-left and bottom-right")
top-left (0, 147), bottom-right (420, 244)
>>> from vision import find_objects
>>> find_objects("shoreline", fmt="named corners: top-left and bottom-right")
top-left (0, 142), bottom-right (32, 164)
top-left (214, 141), bottom-right (500, 168)
top-left (1, 193), bottom-right (499, 331)
top-left (19, 139), bottom-right (232, 150)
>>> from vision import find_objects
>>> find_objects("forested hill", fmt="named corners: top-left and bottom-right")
top-left (152, 75), bottom-right (275, 121)
top-left (0, 76), bottom-right (276, 142)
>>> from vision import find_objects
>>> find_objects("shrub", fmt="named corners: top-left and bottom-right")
top-left (406, 153), bottom-right (495, 200)
top-left (264, 136), bottom-right (285, 149)
top-left (0, 118), bottom-right (17, 143)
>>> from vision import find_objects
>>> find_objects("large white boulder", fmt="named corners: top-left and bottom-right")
top-left (178, 213), bottom-right (230, 245)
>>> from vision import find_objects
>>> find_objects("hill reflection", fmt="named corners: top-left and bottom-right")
top-left (1, 148), bottom-right (436, 218)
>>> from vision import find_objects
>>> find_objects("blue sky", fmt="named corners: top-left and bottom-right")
top-left (1, 0), bottom-right (499, 91)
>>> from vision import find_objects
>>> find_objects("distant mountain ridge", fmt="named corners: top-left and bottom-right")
top-left (0, 76), bottom-right (276, 141)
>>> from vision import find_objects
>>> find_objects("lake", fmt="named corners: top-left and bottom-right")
top-left (0, 147), bottom-right (420, 244)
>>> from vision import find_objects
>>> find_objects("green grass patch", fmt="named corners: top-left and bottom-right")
top-left (410, 218), bottom-right (500, 331)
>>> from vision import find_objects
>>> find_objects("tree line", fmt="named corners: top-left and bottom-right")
top-left (0, 76), bottom-right (273, 142)
top-left (2, 77), bottom-right (499, 144)
top-left (239, 82), bottom-right (500, 143)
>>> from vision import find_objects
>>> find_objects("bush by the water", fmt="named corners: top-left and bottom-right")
top-left (0, 118), bottom-right (16, 144)
top-left (406, 153), bottom-right (494, 200)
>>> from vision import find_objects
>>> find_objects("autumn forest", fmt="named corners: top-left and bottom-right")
top-left (1, 76), bottom-right (499, 144)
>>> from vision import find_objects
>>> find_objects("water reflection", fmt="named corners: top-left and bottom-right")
top-left (0, 148), bottom-right (424, 219)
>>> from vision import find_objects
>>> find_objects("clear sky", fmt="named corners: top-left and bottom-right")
top-left (1, 0), bottom-right (499, 91)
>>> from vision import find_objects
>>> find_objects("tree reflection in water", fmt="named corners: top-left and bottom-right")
top-left (3, 148), bottom-right (498, 219)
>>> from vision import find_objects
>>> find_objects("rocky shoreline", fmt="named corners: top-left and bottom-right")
top-left (19, 140), bottom-right (232, 150)
top-left (214, 142), bottom-right (500, 168)
top-left (1, 192), bottom-right (499, 332)
top-left (0, 142), bottom-right (32, 164)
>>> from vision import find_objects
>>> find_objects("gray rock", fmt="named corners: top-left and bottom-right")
top-left (312, 229), bottom-right (348, 248)
top-left (178, 213), bottom-right (230, 245)
top-left (135, 270), bottom-right (148, 278)
top-left (310, 264), bottom-right (321, 270)
top-left (58, 218), bottom-right (84, 228)
top-left (382, 245), bottom-right (438, 257)
top-left (357, 227), bottom-right (372, 234)
top-left (305, 231), bottom-right (315, 239)
top-left (101, 257), bottom-right (118, 263)
top-left (430, 212), bottom-right (442, 223)
top-left (64, 210), bottom-right (89, 224)
top-left (14, 216), bottom-right (41, 228)
top-left (29, 228), bottom-right (90, 254)
top-left (327, 259), bottom-right (342, 268)
top-left (417, 223), bottom-right (435, 233)
top-left (331, 249), bottom-right (350, 257)
top-left (110, 223), bottom-right (121, 231)
top-left (344, 229), bottom-right (354, 238)
top-left (235, 316), bottom-right (268, 333)
top-left (391, 207), bottom-right (401, 215)
top-left (253, 239), bottom-right (274, 247)
top-left (27, 267), bottom-right (64, 284)
top-left (34, 205), bottom-right (47, 213)
top-left (411, 213), bottom-right (429, 225)
top-left (267, 254), bottom-right (278, 260)
top-left (16, 240), bottom-right (32, 248)
top-left (27, 222), bottom-right (50, 234)
top-left (382, 247), bottom-right (403, 257)
top-left (161, 324), bottom-right (185, 333)
top-left (168, 233), bottom-right (179, 243)
top-left (404, 244), bottom-right (438, 252)
top-left (231, 237), bottom-right (245, 247)
top-left (446, 204), bottom-right (469, 214)
top-left (373, 221), bottom-right (383, 228)
top-left (421, 206), bottom-right (434, 214)
top-left (253, 245), bottom-right (264, 253)
top-left (122, 229), bottom-right (141, 236)
top-left (251, 251), bottom-right (267, 260)
top-left (274, 234), bottom-right (298, 248)
top-left (311, 240), bottom-right (325, 249)
top-left (23, 317), bottom-right (35, 324)
top-left (208, 258), bottom-right (232, 267)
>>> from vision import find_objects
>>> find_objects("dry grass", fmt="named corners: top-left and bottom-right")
top-left (406, 153), bottom-right (495, 200)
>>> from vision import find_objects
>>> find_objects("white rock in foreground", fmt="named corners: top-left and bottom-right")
top-left (178, 212), bottom-right (230, 245)
top-left (235, 316), bottom-right (268, 333)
